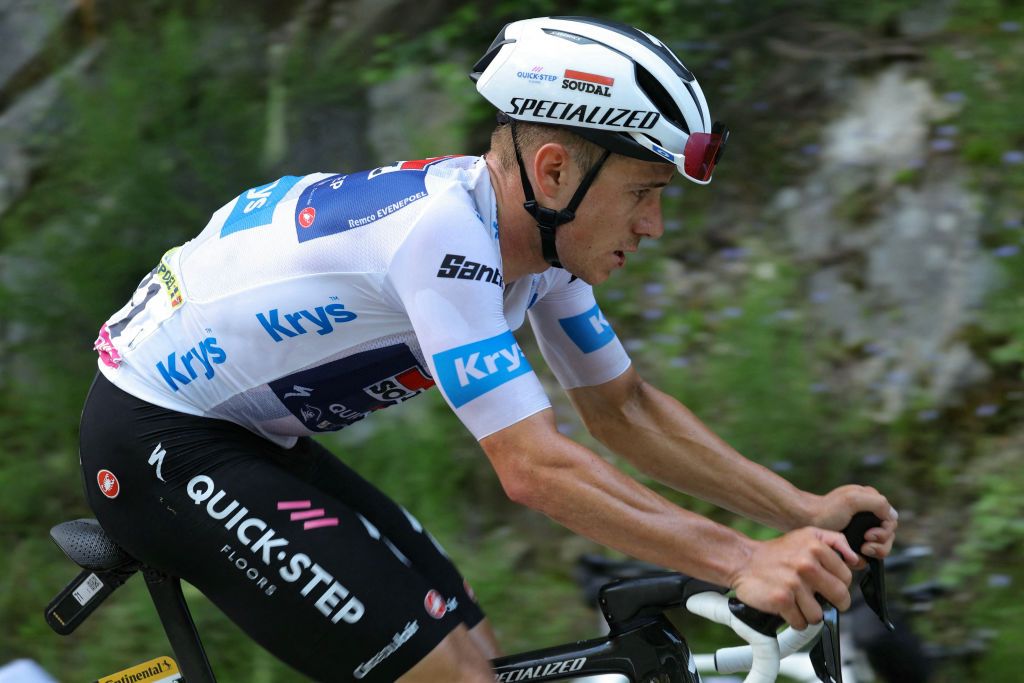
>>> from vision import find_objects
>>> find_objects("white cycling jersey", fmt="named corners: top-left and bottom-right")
top-left (94, 155), bottom-right (631, 446)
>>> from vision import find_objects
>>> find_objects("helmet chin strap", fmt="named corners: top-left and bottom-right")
top-left (508, 118), bottom-right (611, 269)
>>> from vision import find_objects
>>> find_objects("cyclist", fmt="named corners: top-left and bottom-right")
top-left (78, 16), bottom-right (898, 683)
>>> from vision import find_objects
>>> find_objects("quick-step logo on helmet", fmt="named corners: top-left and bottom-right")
top-left (562, 69), bottom-right (614, 97)
top-left (432, 331), bottom-right (533, 408)
top-left (510, 97), bottom-right (659, 129)
top-left (516, 66), bottom-right (556, 83)
top-left (558, 303), bottom-right (616, 353)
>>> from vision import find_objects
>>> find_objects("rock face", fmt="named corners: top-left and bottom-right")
top-left (0, 0), bottom-right (89, 216)
top-left (0, 0), bottom-right (79, 96)
top-left (777, 66), bottom-right (994, 418)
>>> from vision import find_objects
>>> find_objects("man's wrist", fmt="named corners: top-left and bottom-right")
top-left (788, 490), bottom-right (823, 530)
top-left (722, 532), bottom-right (758, 589)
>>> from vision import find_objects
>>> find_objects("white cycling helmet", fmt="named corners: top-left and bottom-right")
top-left (471, 16), bottom-right (728, 185)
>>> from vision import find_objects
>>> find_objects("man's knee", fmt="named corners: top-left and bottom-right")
top-left (398, 626), bottom-right (493, 683)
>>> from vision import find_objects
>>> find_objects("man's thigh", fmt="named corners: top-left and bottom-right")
top-left (297, 438), bottom-right (485, 630)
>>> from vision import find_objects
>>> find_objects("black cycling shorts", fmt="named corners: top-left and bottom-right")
top-left (78, 373), bottom-right (484, 682)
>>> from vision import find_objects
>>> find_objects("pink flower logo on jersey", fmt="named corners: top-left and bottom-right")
top-left (298, 207), bottom-right (316, 228)
top-left (424, 589), bottom-right (447, 619)
top-left (93, 325), bottom-right (123, 369)
top-left (97, 469), bottom-right (120, 499)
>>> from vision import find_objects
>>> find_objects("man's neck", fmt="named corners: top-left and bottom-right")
top-left (485, 154), bottom-right (550, 285)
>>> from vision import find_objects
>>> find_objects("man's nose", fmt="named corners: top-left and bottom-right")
top-left (635, 202), bottom-right (664, 240)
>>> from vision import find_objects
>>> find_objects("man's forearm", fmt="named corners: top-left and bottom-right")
top-left (581, 378), bottom-right (817, 531)
top-left (483, 412), bottom-right (755, 587)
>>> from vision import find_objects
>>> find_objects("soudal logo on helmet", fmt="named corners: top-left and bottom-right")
top-left (562, 69), bottom-right (614, 97)
top-left (509, 97), bottom-right (659, 130)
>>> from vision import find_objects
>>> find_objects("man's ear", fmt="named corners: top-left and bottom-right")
top-left (532, 142), bottom-right (576, 203)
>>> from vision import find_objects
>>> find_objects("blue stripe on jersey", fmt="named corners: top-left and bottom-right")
top-left (558, 303), bottom-right (616, 353)
top-left (432, 331), bottom-right (533, 408)
top-left (294, 168), bottom-right (429, 243)
top-left (220, 176), bottom-right (302, 237)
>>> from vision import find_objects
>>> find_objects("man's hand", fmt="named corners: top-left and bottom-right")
top-left (806, 485), bottom-right (898, 564)
top-left (731, 528), bottom-right (859, 630)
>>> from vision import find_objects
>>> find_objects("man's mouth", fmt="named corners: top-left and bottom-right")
top-left (614, 250), bottom-right (625, 267)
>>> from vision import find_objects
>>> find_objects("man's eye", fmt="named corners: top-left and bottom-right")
top-left (634, 189), bottom-right (650, 201)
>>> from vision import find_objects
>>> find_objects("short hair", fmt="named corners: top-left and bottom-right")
top-left (488, 120), bottom-right (607, 175)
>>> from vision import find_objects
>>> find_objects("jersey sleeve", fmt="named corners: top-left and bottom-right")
top-left (386, 196), bottom-right (551, 440)
top-left (527, 274), bottom-right (632, 389)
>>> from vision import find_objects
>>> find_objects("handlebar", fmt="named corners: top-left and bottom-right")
top-left (684, 511), bottom-right (889, 683)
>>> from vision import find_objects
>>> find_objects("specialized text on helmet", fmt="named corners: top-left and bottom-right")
top-left (509, 98), bottom-right (659, 129)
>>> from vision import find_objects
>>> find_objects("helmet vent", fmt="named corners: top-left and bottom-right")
top-left (552, 16), bottom-right (695, 82)
top-left (634, 64), bottom-right (689, 135)
top-left (470, 24), bottom-right (515, 82)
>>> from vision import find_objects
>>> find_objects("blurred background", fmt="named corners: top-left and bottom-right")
top-left (1, 0), bottom-right (1022, 681)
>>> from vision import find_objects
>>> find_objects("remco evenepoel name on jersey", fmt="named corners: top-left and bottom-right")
top-left (509, 97), bottom-right (659, 129)
top-left (257, 301), bottom-right (358, 343)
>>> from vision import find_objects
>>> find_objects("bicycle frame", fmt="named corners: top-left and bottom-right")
top-left (493, 613), bottom-right (700, 683)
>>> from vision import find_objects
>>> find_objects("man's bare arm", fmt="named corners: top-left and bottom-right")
top-left (567, 366), bottom-right (897, 557)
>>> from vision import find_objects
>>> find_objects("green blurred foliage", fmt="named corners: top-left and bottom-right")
top-left (1, 1), bottom-right (1023, 681)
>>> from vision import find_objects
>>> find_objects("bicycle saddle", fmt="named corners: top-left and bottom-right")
top-left (50, 518), bottom-right (137, 572)
top-left (599, 572), bottom-right (727, 629)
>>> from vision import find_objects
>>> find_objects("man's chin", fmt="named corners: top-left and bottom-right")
top-left (573, 269), bottom-right (607, 286)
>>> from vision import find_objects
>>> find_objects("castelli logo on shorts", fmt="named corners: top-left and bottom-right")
top-left (424, 590), bottom-right (446, 619)
top-left (97, 469), bottom-right (120, 499)
top-left (298, 206), bottom-right (316, 228)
